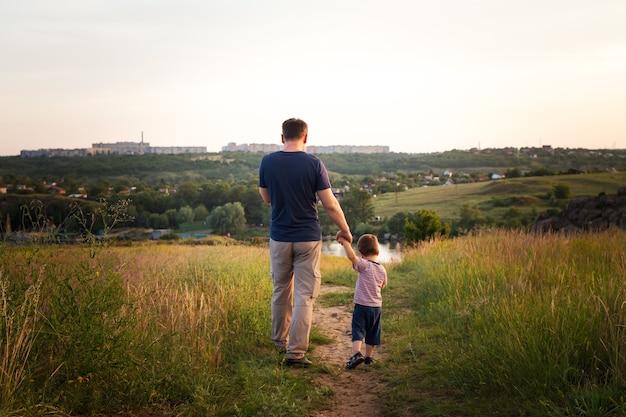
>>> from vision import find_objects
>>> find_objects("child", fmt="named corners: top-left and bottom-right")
top-left (337, 233), bottom-right (388, 369)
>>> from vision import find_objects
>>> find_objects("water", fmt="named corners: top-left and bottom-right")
top-left (322, 240), bottom-right (402, 263)
top-left (177, 231), bottom-right (210, 239)
top-left (175, 231), bottom-right (403, 262)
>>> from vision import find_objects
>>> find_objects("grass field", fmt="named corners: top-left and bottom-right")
top-left (382, 228), bottom-right (626, 416)
top-left (1, 227), bottom-right (625, 416)
top-left (372, 171), bottom-right (626, 223)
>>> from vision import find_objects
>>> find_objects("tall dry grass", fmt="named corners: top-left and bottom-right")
top-left (0, 271), bottom-right (41, 414)
top-left (0, 242), bottom-right (310, 415)
top-left (395, 228), bottom-right (626, 414)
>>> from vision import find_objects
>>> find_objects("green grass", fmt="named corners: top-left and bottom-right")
top-left (373, 172), bottom-right (626, 223)
top-left (0, 243), bottom-right (320, 416)
top-left (1, 228), bottom-right (625, 416)
top-left (316, 291), bottom-right (353, 308)
top-left (379, 228), bottom-right (626, 416)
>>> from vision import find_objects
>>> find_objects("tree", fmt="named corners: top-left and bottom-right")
top-left (174, 182), bottom-right (199, 207)
top-left (113, 179), bottom-right (131, 194)
top-left (200, 181), bottom-right (231, 211)
top-left (134, 210), bottom-right (150, 228)
top-left (207, 202), bottom-right (246, 235)
top-left (457, 204), bottom-right (486, 232)
top-left (553, 184), bottom-right (571, 199)
top-left (387, 212), bottom-right (408, 239)
top-left (340, 188), bottom-right (375, 229)
top-left (505, 168), bottom-right (522, 178)
top-left (165, 208), bottom-right (178, 228)
top-left (89, 182), bottom-right (109, 198)
top-left (176, 205), bottom-right (194, 224)
top-left (148, 213), bottom-right (169, 229)
top-left (404, 209), bottom-right (450, 244)
top-left (501, 207), bottom-right (525, 229)
top-left (235, 182), bottom-right (267, 226)
top-left (193, 204), bottom-right (209, 222)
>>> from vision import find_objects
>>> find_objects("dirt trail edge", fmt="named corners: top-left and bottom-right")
top-left (309, 285), bottom-right (388, 417)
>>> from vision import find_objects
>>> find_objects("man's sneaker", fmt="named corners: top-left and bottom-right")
top-left (364, 357), bottom-right (374, 365)
top-left (345, 352), bottom-right (364, 370)
top-left (286, 357), bottom-right (312, 367)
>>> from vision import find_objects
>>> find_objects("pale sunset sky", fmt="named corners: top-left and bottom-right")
top-left (1, 0), bottom-right (625, 156)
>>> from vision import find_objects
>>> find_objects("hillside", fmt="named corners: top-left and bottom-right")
top-left (372, 172), bottom-right (626, 224)
top-left (1, 147), bottom-right (625, 185)
top-left (1, 148), bottom-right (624, 236)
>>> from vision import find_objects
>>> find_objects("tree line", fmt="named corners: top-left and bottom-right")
top-left (1, 147), bottom-right (623, 242)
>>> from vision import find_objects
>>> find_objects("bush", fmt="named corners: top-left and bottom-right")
top-left (207, 202), bottom-right (247, 235)
top-left (404, 209), bottom-right (450, 244)
top-left (553, 184), bottom-right (571, 199)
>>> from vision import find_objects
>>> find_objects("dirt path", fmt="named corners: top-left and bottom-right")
top-left (308, 285), bottom-right (388, 417)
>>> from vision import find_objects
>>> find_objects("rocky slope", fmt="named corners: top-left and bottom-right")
top-left (532, 187), bottom-right (626, 233)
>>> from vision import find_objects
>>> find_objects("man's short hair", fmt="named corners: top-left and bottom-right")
top-left (357, 234), bottom-right (379, 257)
top-left (282, 118), bottom-right (308, 140)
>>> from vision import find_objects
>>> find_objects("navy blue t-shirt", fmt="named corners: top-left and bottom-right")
top-left (259, 151), bottom-right (331, 242)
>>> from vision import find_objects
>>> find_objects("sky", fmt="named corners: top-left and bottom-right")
top-left (1, 0), bottom-right (625, 156)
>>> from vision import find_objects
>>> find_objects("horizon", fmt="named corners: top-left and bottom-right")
top-left (1, 1), bottom-right (625, 157)
top-left (4, 140), bottom-right (625, 159)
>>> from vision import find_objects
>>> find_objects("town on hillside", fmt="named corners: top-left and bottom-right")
top-left (19, 140), bottom-right (390, 157)
top-left (19, 140), bottom-right (206, 158)
top-left (221, 142), bottom-right (390, 154)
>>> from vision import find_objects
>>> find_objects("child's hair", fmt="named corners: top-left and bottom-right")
top-left (357, 234), bottom-right (379, 257)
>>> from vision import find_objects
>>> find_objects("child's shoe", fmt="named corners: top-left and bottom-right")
top-left (345, 352), bottom-right (365, 370)
top-left (364, 356), bottom-right (374, 365)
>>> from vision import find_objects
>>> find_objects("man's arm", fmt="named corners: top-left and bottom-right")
top-left (258, 187), bottom-right (271, 204)
top-left (317, 188), bottom-right (352, 243)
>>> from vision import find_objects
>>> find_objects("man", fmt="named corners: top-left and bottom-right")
top-left (259, 118), bottom-right (352, 367)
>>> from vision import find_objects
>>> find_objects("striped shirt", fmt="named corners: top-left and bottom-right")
top-left (353, 258), bottom-right (387, 307)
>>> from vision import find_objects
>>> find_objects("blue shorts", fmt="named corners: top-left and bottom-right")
top-left (351, 304), bottom-right (382, 346)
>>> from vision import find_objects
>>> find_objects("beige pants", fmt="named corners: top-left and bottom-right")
top-left (269, 239), bottom-right (322, 359)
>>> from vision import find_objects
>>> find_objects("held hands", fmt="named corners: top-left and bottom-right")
top-left (336, 230), bottom-right (352, 245)
top-left (336, 231), bottom-right (358, 264)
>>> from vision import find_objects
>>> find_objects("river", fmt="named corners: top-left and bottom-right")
top-left (322, 240), bottom-right (402, 263)
top-left (176, 231), bottom-right (403, 262)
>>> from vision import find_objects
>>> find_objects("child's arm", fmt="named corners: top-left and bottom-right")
top-left (337, 236), bottom-right (359, 265)
top-left (380, 269), bottom-right (388, 289)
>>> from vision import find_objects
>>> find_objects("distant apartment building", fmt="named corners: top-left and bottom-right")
top-left (20, 140), bottom-right (388, 158)
top-left (20, 148), bottom-right (90, 158)
top-left (307, 145), bottom-right (389, 154)
top-left (91, 141), bottom-right (206, 155)
top-left (222, 143), bottom-right (390, 154)
top-left (222, 143), bottom-right (282, 153)
top-left (91, 141), bottom-right (149, 155)
top-left (148, 146), bottom-right (207, 154)
top-left (21, 141), bottom-right (207, 158)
